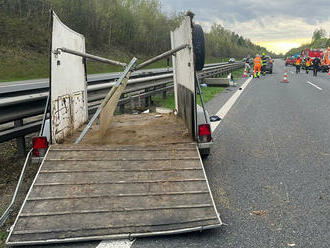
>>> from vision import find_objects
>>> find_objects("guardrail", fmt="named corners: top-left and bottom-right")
top-left (0, 62), bottom-right (243, 148)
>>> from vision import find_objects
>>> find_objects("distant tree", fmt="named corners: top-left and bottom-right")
top-left (312, 28), bottom-right (327, 42)
top-left (0, 0), bottom-right (273, 59)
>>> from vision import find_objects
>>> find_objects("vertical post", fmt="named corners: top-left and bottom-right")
top-left (130, 95), bottom-right (135, 113)
top-left (162, 84), bottom-right (167, 99)
top-left (14, 120), bottom-right (26, 156)
top-left (119, 95), bottom-right (125, 114)
top-left (166, 57), bottom-right (170, 72)
top-left (145, 88), bottom-right (151, 107)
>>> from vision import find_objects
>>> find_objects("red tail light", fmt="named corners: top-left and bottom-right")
top-left (32, 136), bottom-right (48, 157)
top-left (198, 124), bottom-right (212, 142)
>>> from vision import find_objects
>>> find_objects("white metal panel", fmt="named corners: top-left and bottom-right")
top-left (171, 16), bottom-right (195, 105)
top-left (50, 12), bottom-right (87, 144)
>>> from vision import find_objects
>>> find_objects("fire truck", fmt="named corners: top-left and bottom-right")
top-left (321, 48), bottom-right (330, 72)
top-left (301, 48), bottom-right (324, 59)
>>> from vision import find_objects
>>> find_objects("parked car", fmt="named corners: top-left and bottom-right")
top-left (229, 58), bottom-right (235, 63)
top-left (264, 56), bottom-right (273, 74)
top-left (285, 57), bottom-right (295, 66)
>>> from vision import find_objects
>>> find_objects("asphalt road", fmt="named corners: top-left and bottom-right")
top-left (132, 60), bottom-right (330, 248)
top-left (10, 60), bottom-right (330, 247)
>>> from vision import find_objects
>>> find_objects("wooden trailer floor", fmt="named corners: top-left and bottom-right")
top-left (7, 143), bottom-right (222, 246)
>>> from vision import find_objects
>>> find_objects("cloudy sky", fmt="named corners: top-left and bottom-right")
top-left (159, 0), bottom-right (330, 54)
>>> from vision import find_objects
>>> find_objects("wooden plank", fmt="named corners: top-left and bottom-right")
top-left (51, 143), bottom-right (197, 150)
top-left (28, 181), bottom-right (209, 199)
top-left (10, 218), bottom-right (219, 243)
top-left (22, 192), bottom-right (212, 214)
top-left (45, 149), bottom-right (198, 160)
top-left (35, 170), bottom-right (205, 185)
top-left (41, 160), bottom-right (202, 171)
top-left (99, 72), bottom-right (131, 139)
top-left (13, 207), bottom-right (216, 233)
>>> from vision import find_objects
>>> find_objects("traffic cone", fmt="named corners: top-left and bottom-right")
top-left (243, 68), bottom-right (248, 77)
top-left (282, 71), bottom-right (289, 83)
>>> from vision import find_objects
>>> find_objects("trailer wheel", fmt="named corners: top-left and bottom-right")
top-left (192, 24), bottom-right (205, 71)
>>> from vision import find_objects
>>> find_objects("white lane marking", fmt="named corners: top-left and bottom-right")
top-left (96, 239), bottom-right (135, 248)
top-left (307, 81), bottom-right (322, 91)
top-left (211, 76), bottom-right (253, 132)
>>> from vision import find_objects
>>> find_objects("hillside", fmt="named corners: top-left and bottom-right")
top-left (0, 0), bottom-right (270, 81)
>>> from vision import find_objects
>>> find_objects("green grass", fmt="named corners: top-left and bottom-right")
top-left (153, 86), bottom-right (226, 109)
top-left (0, 49), bottom-right (49, 82)
top-left (153, 67), bottom-right (244, 109)
top-left (231, 68), bottom-right (245, 80)
top-left (197, 86), bottom-right (226, 105)
top-left (152, 93), bottom-right (176, 109)
top-left (0, 230), bottom-right (7, 248)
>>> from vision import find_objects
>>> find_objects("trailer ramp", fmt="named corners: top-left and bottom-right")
top-left (7, 143), bottom-right (222, 246)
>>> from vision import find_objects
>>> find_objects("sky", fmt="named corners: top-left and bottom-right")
top-left (159, 0), bottom-right (330, 54)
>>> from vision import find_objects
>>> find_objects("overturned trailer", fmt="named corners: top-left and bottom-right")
top-left (6, 11), bottom-right (222, 246)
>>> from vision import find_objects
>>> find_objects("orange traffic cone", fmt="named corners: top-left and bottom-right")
top-left (243, 68), bottom-right (248, 77)
top-left (282, 71), bottom-right (289, 83)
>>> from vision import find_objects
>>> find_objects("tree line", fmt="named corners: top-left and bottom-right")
top-left (286, 29), bottom-right (330, 57)
top-left (0, 0), bottom-right (269, 59)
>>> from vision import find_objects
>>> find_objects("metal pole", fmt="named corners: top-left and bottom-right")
top-left (135, 44), bottom-right (189, 70)
top-left (56, 47), bottom-right (127, 68)
top-left (0, 149), bottom-right (32, 226)
top-left (195, 75), bottom-right (208, 124)
top-left (40, 93), bottom-right (50, 136)
top-left (74, 57), bottom-right (137, 144)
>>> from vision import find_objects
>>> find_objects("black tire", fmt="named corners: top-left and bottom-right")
top-left (192, 24), bottom-right (205, 71)
top-left (200, 148), bottom-right (210, 159)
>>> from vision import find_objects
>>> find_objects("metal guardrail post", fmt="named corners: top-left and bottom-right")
top-left (119, 96), bottom-right (125, 114)
top-left (14, 119), bottom-right (26, 156)
top-left (145, 88), bottom-right (151, 107)
top-left (162, 84), bottom-right (167, 99)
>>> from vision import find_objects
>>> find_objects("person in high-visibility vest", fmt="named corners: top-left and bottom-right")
top-left (312, 57), bottom-right (321, 76)
top-left (254, 54), bottom-right (262, 78)
top-left (305, 57), bottom-right (312, 74)
top-left (261, 52), bottom-right (267, 75)
top-left (295, 57), bottom-right (302, 73)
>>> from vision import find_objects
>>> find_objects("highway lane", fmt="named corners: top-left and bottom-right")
top-left (132, 60), bottom-right (330, 247)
